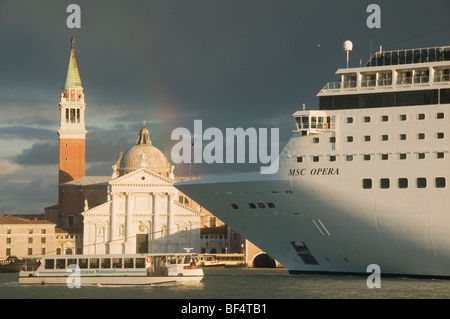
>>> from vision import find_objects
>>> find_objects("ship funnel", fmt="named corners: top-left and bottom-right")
top-left (343, 40), bottom-right (353, 68)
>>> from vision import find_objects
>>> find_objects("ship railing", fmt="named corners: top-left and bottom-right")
top-left (397, 76), bottom-right (430, 85)
top-left (434, 74), bottom-right (450, 82)
top-left (321, 81), bottom-right (357, 90)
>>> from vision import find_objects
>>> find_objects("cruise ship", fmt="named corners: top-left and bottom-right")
top-left (175, 43), bottom-right (450, 278)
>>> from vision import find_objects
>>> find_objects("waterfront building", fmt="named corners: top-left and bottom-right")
top-left (0, 215), bottom-right (56, 259)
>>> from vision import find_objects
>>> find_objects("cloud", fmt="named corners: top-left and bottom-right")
top-left (14, 142), bottom-right (58, 166)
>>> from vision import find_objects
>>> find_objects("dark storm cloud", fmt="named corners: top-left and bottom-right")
top-left (14, 142), bottom-right (58, 166)
top-left (2, 0), bottom-right (450, 214)
top-left (0, 126), bottom-right (54, 142)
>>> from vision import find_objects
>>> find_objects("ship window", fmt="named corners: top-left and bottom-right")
top-left (381, 115), bottom-right (389, 122)
top-left (381, 135), bottom-right (389, 141)
top-left (437, 152), bottom-right (445, 159)
top-left (89, 258), bottom-right (99, 269)
top-left (436, 112), bottom-right (445, 119)
top-left (399, 134), bottom-right (407, 140)
top-left (363, 154), bottom-right (371, 161)
top-left (67, 258), bottom-right (76, 267)
top-left (267, 203), bottom-right (275, 208)
top-left (398, 178), bottom-right (408, 189)
top-left (257, 203), bottom-right (265, 208)
top-left (329, 155), bottom-right (336, 162)
top-left (78, 258), bottom-right (88, 269)
top-left (302, 116), bottom-right (309, 129)
top-left (363, 116), bottom-right (371, 123)
top-left (311, 116), bottom-right (317, 129)
top-left (330, 136), bottom-right (336, 143)
top-left (364, 135), bottom-right (371, 142)
top-left (417, 113), bottom-right (425, 120)
top-left (296, 156), bottom-right (303, 163)
top-left (435, 177), bottom-right (446, 188)
top-left (313, 156), bottom-right (319, 162)
top-left (417, 133), bottom-right (425, 140)
top-left (346, 117), bottom-right (353, 123)
top-left (436, 132), bottom-right (444, 139)
top-left (346, 155), bottom-right (353, 161)
top-left (248, 203), bottom-right (256, 209)
top-left (380, 178), bottom-right (390, 189)
top-left (440, 88), bottom-right (450, 104)
top-left (45, 259), bottom-right (55, 269)
top-left (399, 153), bottom-right (407, 160)
top-left (55, 259), bottom-right (66, 269)
top-left (346, 136), bottom-right (353, 142)
top-left (112, 258), bottom-right (122, 268)
top-left (312, 137), bottom-right (319, 143)
top-left (417, 178), bottom-right (427, 188)
top-left (318, 117), bottom-right (324, 129)
top-left (417, 153), bottom-right (425, 159)
top-left (124, 258), bottom-right (134, 268)
top-left (231, 204), bottom-right (239, 209)
top-left (136, 258), bottom-right (145, 268)
top-left (399, 114), bottom-right (407, 121)
top-left (362, 179), bottom-right (372, 189)
top-left (381, 154), bottom-right (389, 160)
top-left (101, 258), bottom-right (111, 268)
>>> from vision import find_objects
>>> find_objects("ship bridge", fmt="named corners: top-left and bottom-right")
top-left (292, 109), bottom-right (335, 136)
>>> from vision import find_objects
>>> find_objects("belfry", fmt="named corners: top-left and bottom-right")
top-left (58, 37), bottom-right (87, 185)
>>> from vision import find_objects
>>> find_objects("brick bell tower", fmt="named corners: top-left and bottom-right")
top-left (58, 37), bottom-right (87, 185)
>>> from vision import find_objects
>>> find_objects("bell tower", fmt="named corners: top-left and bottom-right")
top-left (58, 37), bottom-right (87, 185)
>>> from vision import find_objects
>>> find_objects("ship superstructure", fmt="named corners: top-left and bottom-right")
top-left (176, 44), bottom-right (450, 278)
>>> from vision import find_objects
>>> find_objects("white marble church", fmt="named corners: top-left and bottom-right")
top-left (82, 124), bottom-right (202, 254)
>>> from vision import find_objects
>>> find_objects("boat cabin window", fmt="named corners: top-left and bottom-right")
top-left (89, 258), bottom-right (99, 269)
top-left (136, 258), bottom-right (145, 268)
top-left (341, 73), bottom-right (356, 88)
top-left (302, 116), bottom-right (309, 129)
top-left (112, 258), bottom-right (122, 268)
top-left (56, 259), bottom-right (66, 269)
top-left (101, 258), bottom-right (111, 268)
top-left (295, 115), bottom-right (331, 130)
top-left (67, 258), bottom-right (77, 267)
top-left (45, 259), bottom-right (54, 269)
top-left (124, 258), bottom-right (134, 268)
top-left (79, 258), bottom-right (88, 269)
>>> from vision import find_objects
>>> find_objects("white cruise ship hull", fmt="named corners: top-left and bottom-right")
top-left (176, 105), bottom-right (450, 279)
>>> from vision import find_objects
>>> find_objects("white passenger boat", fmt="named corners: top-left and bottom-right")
top-left (18, 253), bottom-right (203, 286)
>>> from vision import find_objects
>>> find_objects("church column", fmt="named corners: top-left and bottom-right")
top-left (167, 192), bottom-right (175, 252)
top-left (125, 192), bottom-right (134, 253)
top-left (152, 193), bottom-right (160, 252)
top-left (109, 192), bottom-right (118, 253)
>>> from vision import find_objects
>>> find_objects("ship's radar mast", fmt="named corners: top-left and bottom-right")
top-left (343, 40), bottom-right (353, 68)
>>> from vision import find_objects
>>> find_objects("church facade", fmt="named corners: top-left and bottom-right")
top-left (82, 126), bottom-right (202, 254)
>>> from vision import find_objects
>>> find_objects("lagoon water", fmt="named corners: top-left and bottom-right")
top-left (1, 267), bottom-right (450, 299)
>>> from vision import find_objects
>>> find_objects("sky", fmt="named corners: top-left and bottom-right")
top-left (1, 0), bottom-right (450, 214)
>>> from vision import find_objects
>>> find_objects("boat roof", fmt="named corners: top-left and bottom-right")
top-left (364, 45), bottom-right (450, 68)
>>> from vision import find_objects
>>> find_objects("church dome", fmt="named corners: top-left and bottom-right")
top-left (118, 122), bottom-right (171, 176)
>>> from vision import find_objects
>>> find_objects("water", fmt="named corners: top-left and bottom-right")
top-left (2, 267), bottom-right (450, 299)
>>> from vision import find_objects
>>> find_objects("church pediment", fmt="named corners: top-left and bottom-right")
top-left (109, 168), bottom-right (174, 187)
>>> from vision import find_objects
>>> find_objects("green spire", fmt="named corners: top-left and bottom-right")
top-left (63, 37), bottom-right (82, 88)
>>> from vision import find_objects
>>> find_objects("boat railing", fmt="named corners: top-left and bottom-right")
top-left (434, 74), bottom-right (450, 82)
